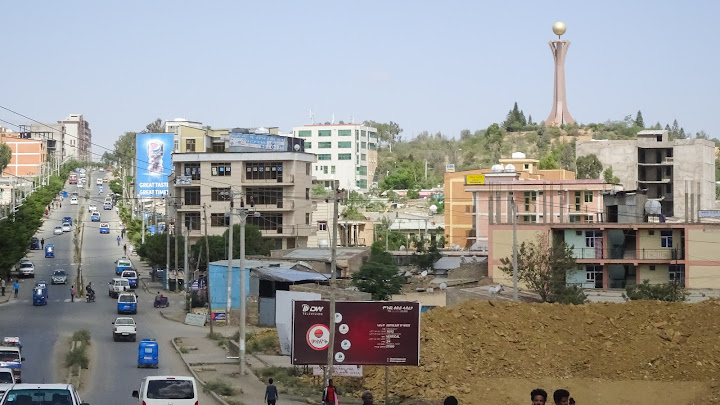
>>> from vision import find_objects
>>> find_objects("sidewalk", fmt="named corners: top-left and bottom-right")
top-left (171, 335), bottom-right (311, 405)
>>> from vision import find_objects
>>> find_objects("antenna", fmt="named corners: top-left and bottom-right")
top-left (350, 114), bottom-right (354, 124)
top-left (331, 113), bottom-right (335, 125)
top-left (309, 109), bottom-right (315, 125)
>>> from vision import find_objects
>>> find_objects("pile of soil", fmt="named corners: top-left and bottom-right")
top-left (364, 299), bottom-right (720, 402)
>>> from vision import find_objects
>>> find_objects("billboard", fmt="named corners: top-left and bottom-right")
top-left (445, 164), bottom-right (455, 173)
top-left (466, 174), bottom-right (485, 185)
top-left (291, 301), bottom-right (420, 366)
top-left (229, 133), bottom-right (287, 151)
top-left (136, 133), bottom-right (174, 197)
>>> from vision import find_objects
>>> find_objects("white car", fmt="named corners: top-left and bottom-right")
top-left (132, 376), bottom-right (199, 405)
top-left (1, 384), bottom-right (86, 405)
top-left (88, 204), bottom-right (97, 212)
top-left (77, 183), bottom-right (84, 188)
top-left (18, 262), bottom-right (35, 278)
top-left (53, 226), bottom-right (63, 235)
top-left (112, 317), bottom-right (137, 342)
top-left (97, 178), bottom-right (103, 185)
top-left (62, 223), bottom-right (71, 232)
top-left (70, 197), bottom-right (78, 205)
top-left (108, 278), bottom-right (130, 298)
top-left (0, 367), bottom-right (15, 397)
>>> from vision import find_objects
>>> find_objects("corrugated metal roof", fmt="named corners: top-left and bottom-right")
top-left (433, 257), bottom-right (462, 270)
top-left (253, 267), bottom-right (330, 282)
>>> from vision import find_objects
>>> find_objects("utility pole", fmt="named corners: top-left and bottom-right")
top-left (512, 202), bottom-right (518, 301)
top-left (184, 224), bottom-right (189, 299)
top-left (226, 197), bottom-right (234, 321)
top-left (238, 206), bottom-right (249, 376)
top-left (385, 225), bottom-right (389, 251)
top-left (203, 203), bottom-right (213, 334)
top-left (166, 196), bottom-right (170, 291)
top-left (326, 182), bottom-right (340, 383)
top-left (174, 219), bottom-right (179, 293)
top-left (141, 209), bottom-right (146, 244)
top-left (153, 188), bottom-right (157, 231)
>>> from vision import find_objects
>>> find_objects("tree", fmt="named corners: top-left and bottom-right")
top-left (112, 132), bottom-right (136, 168)
top-left (502, 102), bottom-right (527, 132)
top-left (311, 183), bottom-right (330, 198)
top-left (191, 235), bottom-right (227, 271)
top-left (225, 223), bottom-right (274, 257)
top-left (696, 130), bottom-right (709, 140)
top-left (351, 244), bottom-right (405, 300)
top-left (109, 179), bottom-right (123, 195)
top-left (136, 233), bottom-right (185, 268)
top-left (498, 234), bottom-right (586, 304)
top-left (485, 123), bottom-right (504, 162)
top-left (634, 110), bottom-right (645, 128)
top-left (0, 143), bottom-right (11, 175)
top-left (363, 120), bottom-right (402, 146)
top-left (576, 154), bottom-right (603, 179)
top-left (538, 153), bottom-right (559, 170)
top-left (527, 115), bottom-right (534, 125)
top-left (412, 239), bottom-right (442, 271)
top-left (623, 280), bottom-right (687, 302)
top-left (603, 166), bottom-right (621, 184)
top-left (142, 118), bottom-right (165, 133)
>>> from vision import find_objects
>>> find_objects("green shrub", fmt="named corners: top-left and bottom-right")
top-left (72, 329), bottom-right (91, 346)
top-left (624, 280), bottom-right (687, 302)
top-left (203, 379), bottom-right (235, 396)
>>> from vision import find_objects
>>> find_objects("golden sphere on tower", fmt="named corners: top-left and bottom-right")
top-left (552, 21), bottom-right (567, 36)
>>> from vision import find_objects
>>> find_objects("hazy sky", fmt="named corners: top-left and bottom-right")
top-left (2, 1), bottom-right (719, 159)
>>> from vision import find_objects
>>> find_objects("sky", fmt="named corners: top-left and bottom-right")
top-left (2, 1), bottom-right (719, 159)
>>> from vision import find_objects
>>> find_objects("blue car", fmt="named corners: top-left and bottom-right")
top-left (63, 216), bottom-right (72, 225)
top-left (117, 293), bottom-right (137, 314)
top-left (121, 270), bottom-right (138, 289)
top-left (100, 222), bottom-right (110, 234)
top-left (45, 244), bottom-right (55, 258)
top-left (104, 203), bottom-right (112, 210)
top-left (115, 258), bottom-right (132, 276)
top-left (137, 339), bottom-right (158, 368)
top-left (91, 212), bottom-right (100, 222)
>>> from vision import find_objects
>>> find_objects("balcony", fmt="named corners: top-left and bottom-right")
top-left (174, 176), bottom-right (195, 187)
top-left (244, 174), bottom-right (295, 185)
top-left (259, 224), bottom-right (313, 238)
top-left (252, 199), bottom-right (295, 211)
top-left (572, 247), bottom-right (684, 261)
top-left (638, 157), bottom-right (674, 166)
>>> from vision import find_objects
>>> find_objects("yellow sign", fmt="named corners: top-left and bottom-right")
top-left (466, 174), bottom-right (485, 185)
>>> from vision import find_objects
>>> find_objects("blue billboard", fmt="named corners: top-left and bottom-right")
top-left (136, 133), bottom-right (173, 197)
top-left (228, 133), bottom-right (287, 151)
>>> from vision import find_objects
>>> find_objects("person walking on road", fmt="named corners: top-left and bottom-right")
top-left (322, 379), bottom-right (339, 405)
top-left (70, 285), bottom-right (75, 302)
top-left (117, 235), bottom-right (121, 246)
top-left (265, 378), bottom-right (278, 405)
top-left (41, 238), bottom-right (45, 249)
top-left (121, 228), bottom-right (126, 239)
top-left (123, 244), bottom-right (127, 255)
top-left (1, 278), bottom-right (5, 296)
top-left (13, 280), bottom-right (19, 298)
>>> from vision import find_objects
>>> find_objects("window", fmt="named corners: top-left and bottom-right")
top-left (298, 130), bottom-right (311, 137)
top-left (356, 179), bottom-right (367, 189)
top-left (524, 164), bottom-right (529, 170)
top-left (331, 166), bottom-right (336, 174)
top-left (361, 141), bottom-right (367, 149)
top-left (305, 142), bottom-right (312, 149)
top-left (369, 142), bottom-right (377, 150)
top-left (361, 153), bottom-right (366, 161)
top-left (356, 166), bottom-right (367, 175)
top-left (318, 221), bottom-right (328, 231)
top-left (323, 166), bottom-right (328, 174)
top-left (248, 212), bottom-right (283, 231)
top-left (174, 140), bottom-right (179, 152)
top-left (575, 191), bottom-right (581, 211)
top-left (184, 187), bottom-right (200, 206)
top-left (661, 230), bottom-right (673, 248)
top-left (338, 141), bottom-right (352, 148)
top-left (524, 191), bottom-right (537, 210)
top-left (245, 187), bottom-right (283, 206)
top-left (338, 153), bottom-right (352, 160)
top-left (184, 212), bottom-right (201, 230)
top-left (306, 188), bottom-right (310, 200)
top-left (184, 163), bottom-right (200, 180)
top-left (369, 131), bottom-right (377, 138)
top-left (338, 129), bottom-right (352, 137)
top-left (306, 163), bottom-right (311, 175)
top-left (245, 162), bottom-right (283, 180)
top-left (361, 130), bottom-right (367, 137)
top-left (210, 213), bottom-right (229, 227)
top-left (584, 191), bottom-right (593, 203)
top-left (649, 265), bottom-right (656, 271)
top-left (585, 231), bottom-right (602, 247)
top-left (669, 265), bottom-right (685, 287)
top-left (211, 162), bottom-right (231, 176)
top-left (211, 143), bottom-right (225, 153)
top-left (523, 215), bottom-right (536, 223)
top-left (185, 139), bottom-right (196, 152)
top-left (318, 142), bottom-right (332, 148)
top-left (318, 130), bottom-right (331, 137)
top-left (317, 154), bottom-right (331, 161)
top-left (211, 188), bottom-right (231, 201)
top-left (306, 213), bottom-right (310, 225)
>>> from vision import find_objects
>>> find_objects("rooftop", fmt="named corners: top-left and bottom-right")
top-left (279, 247), bottom-right (368, 262)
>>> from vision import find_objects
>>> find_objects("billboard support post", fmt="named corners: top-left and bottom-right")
top-left (326, 182), bottom-right (340, 383)
top-left (384, 366), bottom-right (389, 405)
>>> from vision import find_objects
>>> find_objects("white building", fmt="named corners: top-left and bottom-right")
top-left (58, 114), bottom-right (92, 161)
top-left (292, 123), bottom-right (378, 192)
top-left (165, 118), bottom-right (203, 134)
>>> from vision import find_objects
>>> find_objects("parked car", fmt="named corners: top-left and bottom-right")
top-left (51, 269), bottom-right (68, 285)
top-left (77, 182), bottom-right (84, 189)
top-left (70, 197), bottom-right (78, 205)
top-left (112, 317), bottom-right (137, 342)
top-left (18, 262), bottom-right (34, 278)
top-left (96, 178), bottom-right (103, 185)
top-left (53, 226), bottom-right (63, 235)
top-left (103, 203), bottom-right (112, 210)
top-left (29, 237), bottom-right (40, 250)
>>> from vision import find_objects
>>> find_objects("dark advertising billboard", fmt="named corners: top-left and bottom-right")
top-left (291, 301), bottom-right (420, 366)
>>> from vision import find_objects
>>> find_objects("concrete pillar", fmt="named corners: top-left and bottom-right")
top-left (549, 190), bottom-right (554, 224)
top-left (542, 187), bottom-right (547, 224)
top-left (495, 192), bottom-right (502, 224)
top-left (488, 192), bottom-right (494, 225)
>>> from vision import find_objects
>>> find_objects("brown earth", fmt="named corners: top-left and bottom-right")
top-left (363, 299), bottom-right (720, 404)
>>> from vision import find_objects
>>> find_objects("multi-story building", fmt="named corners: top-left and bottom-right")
top-left (165, 118), bottom-right (203, 134)
top-left (58, 114), bottom-right (92, 161)
top-left (445, 153), bottom-right (596, 250)
top-left (292, 123), bottom-right (378, 192)
top-left (576, 130), bottom-right (715, 220)
top-left (27, 124), bottom-right (65, 160)
top-left (172, 126), bottom-right (282, 154)
top-left (0, 134), bottom-right (46, 177)
top-left (170, 131), bottom-right (315, 249)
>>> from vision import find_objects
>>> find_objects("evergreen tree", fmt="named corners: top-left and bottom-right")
top-left (679, 128), bottom-right (686, 139)
top-left (634, 110), bottom-right (645, 128)
top-left (665, 124), bottom-right (671, 132)
top-left (527, 115), bottom-right (533, 125)
top-left (653, 122), bottom-right (662, 130)
top-left (503, 102), bottom-right (528, 132)
top-left (671, 119), bottom-right (680, 138)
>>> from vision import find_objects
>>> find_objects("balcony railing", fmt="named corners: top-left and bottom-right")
top-left (572, 247), bottom-right (684, 261)
top-left (252, 199), bottom-right (295, 210)
top-left (244, 174), bottom-right (295, 184)
top-left (260, 224), bottom-right (296, 236)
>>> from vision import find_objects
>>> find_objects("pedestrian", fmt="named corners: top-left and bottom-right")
top-left (361, 391), bottom-right (374, 405)
top-left (443, 396), bottom-right (458, 405)
top-left (322, 379), bottom-right (339, 405)
top-left (264, 378), bottom-right (278, 405)
top-left (13, 280), bottom-right (19, 298)
top-left (41, 238), bottom-right (45, 249)
top-left (121, 228), bottom-right (126, 239)
top-left (117, 235), bottom-right (121, 246)
top-left (531, 389), bottom-right (547, 405)
top-left (115, 206), bottom-right (119, 214)
top-left (70, 285), bottom-right (75, 302)
top-left (123, 244), bottom-right (127, 255)
top-left (128, 245), bottom-right (134, 256)
top-left (1, 278), bottom-right (5, 296)
top-left (553, 389), bottom-right (570, 405)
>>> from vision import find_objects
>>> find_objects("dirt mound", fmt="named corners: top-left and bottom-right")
top-left (364, 299), bottom-right (720, 402)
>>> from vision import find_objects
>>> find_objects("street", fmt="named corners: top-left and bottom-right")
top-left (0, 170), bottom-right (214, 404)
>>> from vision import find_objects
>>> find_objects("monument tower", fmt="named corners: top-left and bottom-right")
top-left (545, 22), bottom-right (575, 126)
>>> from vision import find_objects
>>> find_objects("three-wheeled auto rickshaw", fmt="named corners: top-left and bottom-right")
top-left (32, 286), bottom-right (48, 306)
top-left (137, 339), bottom-right (158, 368)
top-left (45, 244), bottom-right (55, 258)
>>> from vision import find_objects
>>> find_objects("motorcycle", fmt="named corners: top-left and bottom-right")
top-left (86, 290), bottom-right (96, 303)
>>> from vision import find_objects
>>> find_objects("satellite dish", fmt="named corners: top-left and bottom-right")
top-left (644, 199), bottom-right (662, 215)
top-left (293, 144), bottom-right (301, 151)
top-left (421, 270), bottom-right (428, 277)
top-left (439, 282), bottom-right (447, 290)
top-left (511, 152), bottom-right (526, 159)
top-left (429, 204), bottom-right (438, 213)
top-left (399, 245), bottom-right (406, 251)
top-left (491, 164), bottom-right (504, 173)
top-left (504, 164), bottom-right (516, 173)
top-left (318, 239), bottom-right (329, 248)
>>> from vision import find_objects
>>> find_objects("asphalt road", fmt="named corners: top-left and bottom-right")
top-left (1, 170), bottom-right (213, 404)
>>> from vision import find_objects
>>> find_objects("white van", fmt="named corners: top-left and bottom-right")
top-left (132, 376), bottom-right (198, 405)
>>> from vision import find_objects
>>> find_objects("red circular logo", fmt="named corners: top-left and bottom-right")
top-left (306, 324), bottom-right (330, 351)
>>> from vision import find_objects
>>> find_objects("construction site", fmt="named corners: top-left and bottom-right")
top-left (361, 299), bottom-right (720, 405)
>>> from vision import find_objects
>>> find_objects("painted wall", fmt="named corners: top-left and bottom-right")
top-left (637, 264), bottom-right (669, 284)
top-left (566, 267), bottom-right (595, 289)
top-left (687, 265), bottom-right (720, 289)
top-left (637, 228), bottom-right (682, 250)
top-left (489, 226), bottom-right (546, 284)
top-left (563, 229), bottom-right (602, 259)
top-left (209, 263), bottom-right (252, 310)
